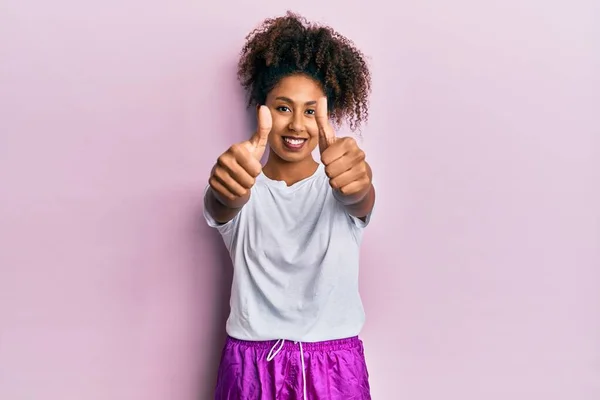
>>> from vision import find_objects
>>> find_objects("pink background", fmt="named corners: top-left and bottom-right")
top-left (1, 1), bottom-right (599, 399)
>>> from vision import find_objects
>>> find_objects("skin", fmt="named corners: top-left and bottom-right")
top-left (206, 74), bottom-right (375, 224)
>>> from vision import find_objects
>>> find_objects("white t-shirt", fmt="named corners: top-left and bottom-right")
top-left (203, 163), bottom-right (373, 342)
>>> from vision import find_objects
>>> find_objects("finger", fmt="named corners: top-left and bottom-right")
top-left (213, 166), bottom-right (248, 197)
top-left (323, 147), bottom-right (365, 176)
top-left (324, 154), bottom-right (353, 179)
top-left (209, 176), bottom-right (236, 202)
top-left (220, 159), bottom-right (256, 189)
top-left (236, 153), bottom-right (263, 178)
top-left (230, 143), bottom-right (262, 177)
top-left (316, 97), bottom-right (336, 152)
top-left (250, 105), bottom-right (272, 148)
top-left (337, 178), bottom-right (370, 196)
top-left (329, 164), bottom-right (366, 190)
top-left (321, 144), bottom-right (349, 171)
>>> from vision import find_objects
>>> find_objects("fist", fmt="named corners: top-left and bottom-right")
top-left (316, 97), bottom-right (371, 197)
top-left (209, 106), bottom-right (272, 207)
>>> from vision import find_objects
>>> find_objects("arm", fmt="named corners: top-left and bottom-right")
top-left (205, 186), bottom-right (249, 225)
top-left (339, 185), bottom-right (375, 221)
top-left (315, 97), bottom-right (376, 222)
top-left (205, 105), bottom-right (272, 225)
top-left (333, 161), bottom-right (375, 221)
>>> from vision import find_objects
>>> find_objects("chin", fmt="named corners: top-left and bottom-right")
top-left (272, 147), bottom-right (312, 163)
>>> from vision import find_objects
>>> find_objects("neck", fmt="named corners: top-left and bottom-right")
top-left (262, 152), bottom-right (319, 186)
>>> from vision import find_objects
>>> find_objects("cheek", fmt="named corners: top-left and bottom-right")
top-left (267, 133), bottom-right (279, 148)
top-left (306, 126), bottom-right (320, 150)
top-left (307, 124), bottom-right (319, 139)
top-left (267, 119), bottom-right (287, 142)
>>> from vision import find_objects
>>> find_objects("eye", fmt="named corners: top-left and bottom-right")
top-left (276, 106), bottom-right (291, 112)
top-left (305, 109), bottom-right (315, 115)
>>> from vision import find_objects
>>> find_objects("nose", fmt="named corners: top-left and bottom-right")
top-left (288, 112), bottom-right (305, 133)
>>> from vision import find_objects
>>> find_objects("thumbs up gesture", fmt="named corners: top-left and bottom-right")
top-left (317, 97), bottom-right (372, 201)
top-left (209, 106), bottom-right (272, 208)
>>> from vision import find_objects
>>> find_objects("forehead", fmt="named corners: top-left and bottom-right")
top-left (267, 74), bottom-right (324, 102)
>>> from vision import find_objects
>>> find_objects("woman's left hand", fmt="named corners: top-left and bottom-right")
top-left (316, 97), bottom-right (372, 201)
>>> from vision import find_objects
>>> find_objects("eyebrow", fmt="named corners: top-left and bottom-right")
top-left (275, 96), bottom-right (317, 106)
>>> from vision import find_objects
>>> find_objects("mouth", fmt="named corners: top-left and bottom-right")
top-left (282, 136), bottom-right (308, 151)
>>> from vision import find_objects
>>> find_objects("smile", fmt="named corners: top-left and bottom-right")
top-left (282, 136), bottom-right (308, 151)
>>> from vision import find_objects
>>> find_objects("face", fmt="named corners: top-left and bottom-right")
top-left (264, 74), bottom-right (325, 163)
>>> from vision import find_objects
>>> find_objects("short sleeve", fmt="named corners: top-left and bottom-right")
top-left (202, 185), bottom-right (239, 250)
top-left (349, 207), bottom-right (373, 228)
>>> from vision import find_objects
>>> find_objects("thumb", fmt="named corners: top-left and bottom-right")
top-left (316, 97), bottom-right (336, 153)
top-left (248, 105), bottom-right (272, 159)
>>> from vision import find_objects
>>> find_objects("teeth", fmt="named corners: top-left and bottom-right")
top-left (284, 137), bottom-right (305, 145)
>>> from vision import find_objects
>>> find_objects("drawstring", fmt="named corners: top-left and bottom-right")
top-left (266, 339), bottom-right (307, 399)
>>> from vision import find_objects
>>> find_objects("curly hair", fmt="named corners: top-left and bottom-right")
top-left (237, 11), bottom-right (372, 131)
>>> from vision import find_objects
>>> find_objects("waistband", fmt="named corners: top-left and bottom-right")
top-left (225, 335), bottom-right (362, 352)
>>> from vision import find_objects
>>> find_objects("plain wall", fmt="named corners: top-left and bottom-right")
top-left (1, 0), bottom-right (598, 399)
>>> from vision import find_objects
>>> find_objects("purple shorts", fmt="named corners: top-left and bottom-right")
top-left (214, 335), bottom-right (371, 399)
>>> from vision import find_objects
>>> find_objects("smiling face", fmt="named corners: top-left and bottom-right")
top-left (264, 74), bottom-right (325, 164)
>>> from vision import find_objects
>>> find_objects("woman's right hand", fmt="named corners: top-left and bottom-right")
top-left (209, 105), bottom-right (272, 209)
